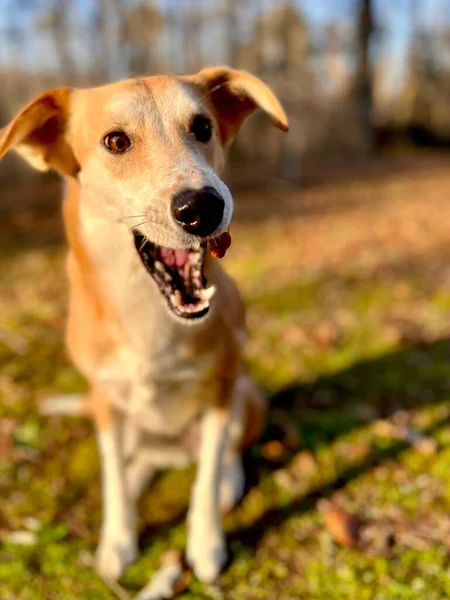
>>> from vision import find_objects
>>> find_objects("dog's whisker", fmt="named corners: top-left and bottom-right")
top-left (118, 206), bottom-right (168, 225)
top-left (133, 219), bottom-right (150, 230)
top-left (139, 235), bottom-right (148, 254)
top-left (193, 82), bottom-right (229, 109)
top-left (119, 214), bottom-right (146, 221)
top-left (134, 219), bottom-right (172, 230)
top-left (142, 206), bottom-right (167, 216)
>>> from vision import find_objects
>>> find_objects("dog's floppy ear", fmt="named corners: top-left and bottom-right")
top-left (0, 88), bottom-right (79, 175)
top-left (190, 67), bottom-right (289, 147)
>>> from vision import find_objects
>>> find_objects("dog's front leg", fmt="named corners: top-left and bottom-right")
top-left (93, 389), bottom-right (137, 580)
top-left (187, 405), bottom-right (230, 583)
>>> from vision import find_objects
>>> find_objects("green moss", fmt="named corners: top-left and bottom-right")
top-left (5, 212), bottom-right (450, 599)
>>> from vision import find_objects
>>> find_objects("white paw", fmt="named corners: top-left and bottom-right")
top-left (95, 534), bottom-right (138, 580)
top-left (186, 521), bottom-right (227, 583)
top-left (134, 558), bottom-right (183, 600)
top-left (219, 458), bottom-right (245, 514)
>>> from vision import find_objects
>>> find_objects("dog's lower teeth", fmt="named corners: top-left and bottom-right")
top-left (171, 292), bottom-right (182, 307)
top-left (200, 285), bottom-right (216, 301)
top-left (134, 231), bottom-right (211, 318)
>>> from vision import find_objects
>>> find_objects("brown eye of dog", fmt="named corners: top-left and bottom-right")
top-left (103, 131), bottom-right (131, 154)
top-left (191, 115), bottom-right (212, 143)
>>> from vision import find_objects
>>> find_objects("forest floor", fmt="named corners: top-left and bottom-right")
top-left (3, 154), bottom-right (450, 598)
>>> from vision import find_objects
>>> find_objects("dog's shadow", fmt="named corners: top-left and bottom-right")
top-left (136, 337), bottom-right (450, 555)
top-left (231, 337), bottom-right (450, 549)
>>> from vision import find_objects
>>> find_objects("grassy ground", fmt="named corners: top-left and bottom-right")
top-left (3, 157), bottom-right (450, 598)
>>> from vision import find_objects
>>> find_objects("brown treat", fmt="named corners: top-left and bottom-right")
top-left (209, 230), bottom-right (231, 258)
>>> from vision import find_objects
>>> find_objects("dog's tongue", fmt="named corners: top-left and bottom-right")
top-left (159, 232), bottom-right (231, 264)
top-left (160, 248), bottom-right (189, 268)
top-left (174, 249), bottom-right (189, 267)
top-left (209, 230), bottom-right (232, 259)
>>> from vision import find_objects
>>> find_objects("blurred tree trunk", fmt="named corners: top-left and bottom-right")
top-left (166, 9), bottom-right (181, 72)
top-left (355, 0), bottom-right (375, 151)
top-left (183, 2), bottom-right (202, 72)
top-left (225, 0), bottom-right (239, 66)
top-left (110, 0), bottom-right (131, 79)
top-left (93, 0), bottom-right (112, 82)
top-left (124, 2), bottom-right (164, 76)
top-left (40, 0), bottom-right (77, 81)
top-left (409, 0), bottom-right (425, 129)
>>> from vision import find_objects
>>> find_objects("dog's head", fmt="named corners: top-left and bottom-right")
top-left (0, 67), bottom-right (288, 321)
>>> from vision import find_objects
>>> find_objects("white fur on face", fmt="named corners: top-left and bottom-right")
top-left (77, 81), bottom-right (232, 250)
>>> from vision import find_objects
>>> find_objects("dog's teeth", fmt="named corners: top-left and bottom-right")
top-left (200, 285), bottom-right (216, 301)
top-left (155, 261), bottom-right (165, 272)
top-left (188, 251), bottom-right (200, 265)
top-left (171, 291), bottom-right (182, 307)
top-left (164, 272), bottom-right (172, 282)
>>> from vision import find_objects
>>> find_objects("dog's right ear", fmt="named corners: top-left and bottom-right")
top-left (0, 88), bottom-right (79, 176)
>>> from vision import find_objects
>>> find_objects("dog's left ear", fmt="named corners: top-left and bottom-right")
top-left (0, 88), bottom-right (79, 176)
top-left (188, 67), bottom-right (289, 147)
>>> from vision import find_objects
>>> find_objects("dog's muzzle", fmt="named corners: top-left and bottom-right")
top-left (132, 187), bottom-right (231, 321)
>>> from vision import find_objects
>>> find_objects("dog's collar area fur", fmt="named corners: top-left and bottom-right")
top-left (133, 229), bottom-right (216, 320)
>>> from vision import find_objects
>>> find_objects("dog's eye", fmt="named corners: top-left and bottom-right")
top-left (190, 115), bottom-right (212, 143)
top-left (103, 131), bottom-right (132, 154)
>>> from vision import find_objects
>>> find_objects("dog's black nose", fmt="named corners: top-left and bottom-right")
top-left (171, 187), bottom-right (225, 237)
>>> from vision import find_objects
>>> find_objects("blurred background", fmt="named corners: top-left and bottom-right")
top-left (5, 2), bottom-right (450, 599)
top-left (3, 0), bottom-right (450, 198)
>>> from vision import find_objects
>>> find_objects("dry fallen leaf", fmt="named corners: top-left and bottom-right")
top-left (311, 322), bottom-right (338, 350)
top-left (209, 230), bottom-right (231, 259)
top-left (261, 440), bottom-right (286, 462)
top-left (323, 505), bottom-right (362, 548)
top-left (290, 450), bottom-right (317, 478)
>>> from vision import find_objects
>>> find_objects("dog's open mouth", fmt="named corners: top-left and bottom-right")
top-left (133, 230), bottom-right (216, 319)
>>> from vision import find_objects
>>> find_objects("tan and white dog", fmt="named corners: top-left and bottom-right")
top-left (0, 68), bottom-right (288, 584)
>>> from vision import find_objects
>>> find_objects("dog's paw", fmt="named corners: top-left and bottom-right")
top-left (134, 553), bottom-right (183, 600)
top-left (219, 457), bottom-right (245, 514)
top-left (186, 523), bottom-right (227, 583)
top-left (95, 535), bottom-right (137, 580)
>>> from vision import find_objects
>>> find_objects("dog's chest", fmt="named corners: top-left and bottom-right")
top-left (115, 325), bottom-right (224, 437)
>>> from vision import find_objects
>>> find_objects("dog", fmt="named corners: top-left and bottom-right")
top-left (0, 67), bottom-right (288, 584)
